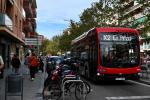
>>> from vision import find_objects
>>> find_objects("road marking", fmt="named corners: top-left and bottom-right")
top-left (127, 80), bottom-right (150, 88)
top-left (106, 95), bottom-right (150, 100)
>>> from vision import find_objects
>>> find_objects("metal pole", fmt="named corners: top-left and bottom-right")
top-left (37, 35), bottom-right (39, 56)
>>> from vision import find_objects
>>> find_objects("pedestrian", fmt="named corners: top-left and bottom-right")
top-left (24, 53), bottom-right (30, 74)
top-left (145, 52), bottom-right (150, 68)
top-left (11, 54), bottom-right (21, 73)
top-left (28, 52), bottom-right (38, 81)
top-left (0, 55), bottom-right (4, 79)
top-left (38, 56), bottom-right (44, 72)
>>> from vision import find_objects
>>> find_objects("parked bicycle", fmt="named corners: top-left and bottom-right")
top-left (42, 58), bottom-right (91, 100)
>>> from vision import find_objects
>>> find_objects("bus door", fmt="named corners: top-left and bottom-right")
top-left (89, 34), bottom-right (98, 79)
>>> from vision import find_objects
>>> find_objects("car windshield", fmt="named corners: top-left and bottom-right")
top-left (100, 32), bottom-right (140, 68)
top-left (47, 56), bottom-right (63, 64)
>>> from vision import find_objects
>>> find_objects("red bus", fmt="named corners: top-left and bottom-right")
top-left (71, 27), bottom-right (141, 81)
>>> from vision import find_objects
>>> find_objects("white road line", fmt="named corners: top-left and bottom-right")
top-left (106, 80), bottom-right (150, 100)
top-left (106, 95), bottom-right (150, 100)
top-left (127, 80), bottom-right (150, 88)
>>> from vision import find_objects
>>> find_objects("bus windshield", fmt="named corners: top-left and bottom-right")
top-left (100, 32), bottom-right (140, 68)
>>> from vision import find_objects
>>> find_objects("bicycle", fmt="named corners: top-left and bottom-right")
top-left (42, 80), bottom-right (61, 100)
top-left (42, 62), bottom-right (91, 100)
top-left (62, 75), bottom-right (91, 100)
top-left (43, 74), bottom-right (91, 100)
top-left (75, 81), bottom-right (91, 100)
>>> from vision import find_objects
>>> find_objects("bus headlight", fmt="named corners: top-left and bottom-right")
top-left (97, 72), bottom-right (100, 76)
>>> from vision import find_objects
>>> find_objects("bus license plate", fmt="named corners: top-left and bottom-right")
top-left (115, 78), bottom-right (125, 80)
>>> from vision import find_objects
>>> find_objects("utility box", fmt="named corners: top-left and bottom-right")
top-left (5, 74), bottom-right (23, 100)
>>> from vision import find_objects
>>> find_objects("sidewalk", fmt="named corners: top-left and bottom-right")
top-left (138, 70), bottom-right (150, 85)
top-left (0, 61), bottom-right (45, 100)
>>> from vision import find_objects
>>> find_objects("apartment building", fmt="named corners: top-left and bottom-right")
top-left (115, 0), bottom-right (150, 64)
top-left (0, 0), bottom-right (24, 68)
top-left (119, 0), bottom-right (149, 52)
top-left (23, 0), bottom-right (37, 38)
top-left (23, 0), bottom-right (37, 54)
top-left (0, 0), bottom-right (37, 68)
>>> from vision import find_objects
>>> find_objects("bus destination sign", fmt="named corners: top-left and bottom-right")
top-left (101, 34), bottom-right (132, 42)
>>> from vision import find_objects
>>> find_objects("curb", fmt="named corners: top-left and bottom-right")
top-left (136, 78), bottom-right (150, 85)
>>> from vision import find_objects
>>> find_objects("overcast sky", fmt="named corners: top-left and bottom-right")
top-left (36, 0), bottom-right (99, 39)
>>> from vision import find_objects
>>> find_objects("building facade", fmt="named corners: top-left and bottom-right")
top-left (0, 0), bottom-right (37, 68)
top-left (23, 0), bottom-right (37, 55)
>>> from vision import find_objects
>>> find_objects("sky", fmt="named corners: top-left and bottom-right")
top-left (36, 0), bottom-right (99, 39)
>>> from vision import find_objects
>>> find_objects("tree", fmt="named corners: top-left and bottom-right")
top-left (59, 32), bottom-right (72, 53)
top-left (54, 0), bottom-right (116, 52)
top-left (40, 38), bottom-right (50, 55)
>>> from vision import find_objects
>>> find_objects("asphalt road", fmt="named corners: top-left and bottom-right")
top-left (85, 80), bottom-right (150, 100)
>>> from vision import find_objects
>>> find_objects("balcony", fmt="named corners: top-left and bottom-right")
top-left (7, 0), bottom-right (14, 5)
top-left (0, 13), bottom-right (24, 44)
top-left (22, 8), bottom-right (26, 19)
top-left (134, 13), bottom-right (144, 19)
top-left (0, 13), bottom-right (12, 30)
top-left (128, 0), bottom-right (134, 3)
top-left (124, 4), bottom-right (142, 15)
top-left (32, 9), bottom-right (37, 18)
top-left (23, 0), bottom-right (32, 18)
top-left (23, 21), bottom-right (33, 32)
top-left (22, 32), bottom-right (25, 40)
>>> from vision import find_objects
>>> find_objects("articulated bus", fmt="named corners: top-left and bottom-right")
top-left (71, 27), bottom-right (141, 81)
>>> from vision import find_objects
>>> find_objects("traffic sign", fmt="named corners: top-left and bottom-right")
top-left (25, 38), bottom-right (42, 45)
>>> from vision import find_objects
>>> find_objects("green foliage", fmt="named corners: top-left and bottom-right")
top-left (59, 32), bottom-right (72, 53)
top-left (135, 0), bottom-right (150, 37)
top-left (40, 36), bottom-right (61, 55)
top-left (40, 39), bottom-right (50, 55)
top-left (43, 0), bottom-right (150, 53)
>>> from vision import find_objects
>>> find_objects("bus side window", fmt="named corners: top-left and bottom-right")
top-left (81, 52), bottom-right (88, 61)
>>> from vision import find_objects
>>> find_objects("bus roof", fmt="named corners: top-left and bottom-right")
top-left (71, 27), bottom-right (138, 45)
top-left (95, 27), bottom-right (138, 33)
top-left (71, 27), bottom-right (95, 44)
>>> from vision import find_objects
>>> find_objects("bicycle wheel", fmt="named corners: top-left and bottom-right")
top-left (75, 81), bottom-right (91, 100)
top-left (42, 81), bottom-right (61, 100)
top-left (82, 81), bottom-right (91, 94)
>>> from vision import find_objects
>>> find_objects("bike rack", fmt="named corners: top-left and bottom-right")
top-left (62, 75), bottom-right (84, 100)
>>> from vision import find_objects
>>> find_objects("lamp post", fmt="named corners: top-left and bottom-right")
top-left (37, 35), bottom-right (39, 56)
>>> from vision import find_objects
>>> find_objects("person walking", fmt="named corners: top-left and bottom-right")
top-left (24, 53), bottom-right (30, 74)
top-left (38, 56), bottom-right (44, 72)
top-left (0, 55), bottom-right (4, 79)
top-left (28, 52), bottom-right (38, 81)
top-left (11, 54), bottom-right (21, 73)
top-left (144, 52), bottom-right (150, 69)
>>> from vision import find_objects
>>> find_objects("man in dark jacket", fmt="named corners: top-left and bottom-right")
top-left (0, 55), bottom-right (4, 78)
top-left (11, 54), bottom-right (21, 73)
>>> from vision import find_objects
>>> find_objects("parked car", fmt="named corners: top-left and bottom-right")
top-left (46, 56), bottom-right (63, 76)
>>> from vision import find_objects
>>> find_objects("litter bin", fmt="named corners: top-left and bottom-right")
top-left (5, 74), bottom-right (23, 100)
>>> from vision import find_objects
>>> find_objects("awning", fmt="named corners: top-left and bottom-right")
top-left (0, 26), bottom-right (25, 45)
top-left (133, 16), bottom-right (147, 25)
